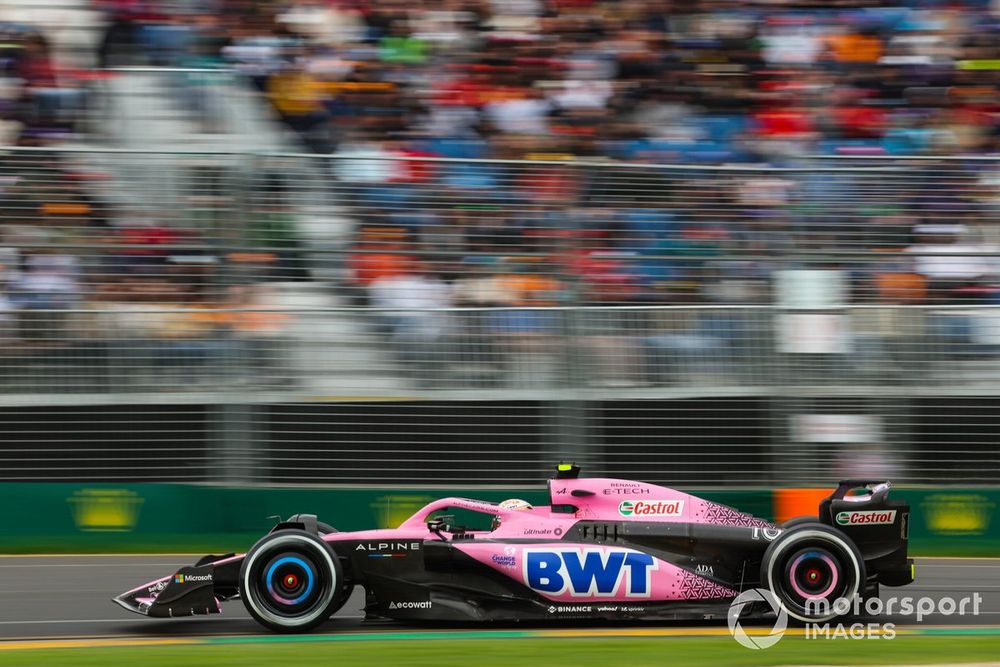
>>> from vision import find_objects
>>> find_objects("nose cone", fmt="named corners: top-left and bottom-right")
top-left (113, 572), bottom-right (174, 617)
top-left (112, 592), bottom-right (147, 615)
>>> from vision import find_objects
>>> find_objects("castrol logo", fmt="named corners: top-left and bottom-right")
top-left (618, 500), bottom-right (684, 517)
top-left (835, 509), bottom-right (897, 526)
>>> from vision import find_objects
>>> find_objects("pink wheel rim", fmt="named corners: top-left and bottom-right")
top-left (788, 552), bottom-right (839, 600)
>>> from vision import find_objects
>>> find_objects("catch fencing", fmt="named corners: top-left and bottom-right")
top-left (2, 147), bottom-right (1000, 487)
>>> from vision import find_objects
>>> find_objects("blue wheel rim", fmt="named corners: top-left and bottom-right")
top-left (265, 556), bottom-right (315, 606)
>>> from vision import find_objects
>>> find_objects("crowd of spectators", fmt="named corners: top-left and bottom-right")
top-left (195, 0), bottom-right (1000, 311)
top-left (177, 0), bottom-right (1000, 161)
top-left (0, 148), bottom-right (302, 390)
top-left (0, 23), bottom-right (89, 144)
top-left (4, 0), bottom-right (1000, 390)
top-left (343, 160), bottom-right (1000, 309)
top-left (7, 0), bottom-right (984, 161)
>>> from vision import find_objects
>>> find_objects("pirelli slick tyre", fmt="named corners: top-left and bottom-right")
top-left (286, 513), bottom-right (338, 535)
top-left (279, 515), bottom-right (353, 616)
top-left (761, 522), bottom-right (865, 623)
top-left (781, 516), bottom-right (819, 530)
top-left (240, 530), bottom-right (344, 633)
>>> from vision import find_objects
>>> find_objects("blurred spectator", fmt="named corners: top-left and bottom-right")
top-left (267, 63), bottom-right (332, 153)
top-left (8, 253), bottom-right (81, 308)
top-left (0, 284), bottom-right (12, 343)
top-left (348, 229), bottom-right (417, 304)
top-left (95, 0), bottom-right (149, 68)
top-left (0, 28), bottom-right (85, 139)
top-left (0, 0), bottom-right (979, 166)
top-left (276, 1), bottom-right (365, 46)
top-left (369, 262), bottom-right (452, 328)
top-left (17, 33), bottom-right (58, 89)
top-left (7, 0), bottom-right (1000, 324)
top-left (8, 253), bottom-right (81, 342)
top-left (906, 223), bottom-right (998, 302)
top-left (221, 283), bottom-right (294, 385)
top-left (247, 187), bottom-right (310, 281)
top-left (0, 245), bottom-right (18, 385)
top-left (454, 260), bottom-right (518, 308)
top-left (368, 262), bottom-right (452, 385)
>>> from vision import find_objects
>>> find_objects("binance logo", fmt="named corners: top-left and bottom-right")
top-left (68, 489), bottom-right (144, 532)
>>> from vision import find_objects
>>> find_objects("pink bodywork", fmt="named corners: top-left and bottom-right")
top-left (122, 477), bottom-right (770, 608)
top-left (390, 477), bottom-right (772, 535)
top-left (455, 542), bottom-right (738, 602)
top-left (344, 477), bottom-right (766, 603)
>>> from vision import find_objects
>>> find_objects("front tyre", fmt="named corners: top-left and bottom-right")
top-left (761, 522), bottom-right (865, 623)
top-left (240, 529), bottom-right (344, 633)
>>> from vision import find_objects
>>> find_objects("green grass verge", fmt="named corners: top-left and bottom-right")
top-left (9, 636), bottom-right (1000, 667)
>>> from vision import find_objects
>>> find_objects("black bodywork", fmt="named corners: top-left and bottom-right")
top-left (116, 478), bottom-right (913, 623)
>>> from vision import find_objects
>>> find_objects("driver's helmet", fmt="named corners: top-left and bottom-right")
top-left (492, 498), bottom-right (533, 530)
top-left (499, 498), bottom-right (533, 511)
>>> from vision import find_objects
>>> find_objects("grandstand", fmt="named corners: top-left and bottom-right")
top-left (1, 0), bottom-right (999, 488)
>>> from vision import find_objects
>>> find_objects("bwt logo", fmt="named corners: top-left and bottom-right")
top-left (524, 548), bottom-right (658, 598)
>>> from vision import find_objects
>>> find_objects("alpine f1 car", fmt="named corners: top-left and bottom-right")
top-left (114, 465), bottom-right (914, 632)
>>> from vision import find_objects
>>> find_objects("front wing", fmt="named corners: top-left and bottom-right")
top-left (113, 554), bottom-right (242, 618)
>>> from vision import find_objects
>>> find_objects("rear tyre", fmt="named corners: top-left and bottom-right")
top-left (761, 522), bottom-right (865, 623)
top-left (781, 516), bottom-right (818, 530)
top-left (240, 529), bottom-right (345, 633)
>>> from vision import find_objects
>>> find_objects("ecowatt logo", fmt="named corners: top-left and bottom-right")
top-left (388, 601), bottom-right (432, 610)
top-left (835, 510), bottom-right (896, 526)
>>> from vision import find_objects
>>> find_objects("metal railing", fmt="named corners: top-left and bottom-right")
top-left (0, 303), bottom-right (999, 486)
top-left (3, 148), bottom-right (1000, 487)
top-left (4, 303), bottom-right (1000, 400)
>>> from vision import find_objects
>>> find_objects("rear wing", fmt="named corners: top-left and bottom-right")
top-left (819, 480), bottom-right (913, 587)
top-left (822, 479), bottom-right (892, 504)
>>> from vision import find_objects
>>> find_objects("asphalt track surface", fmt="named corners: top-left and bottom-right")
top-left (0, 555), bottom-right (998, 641)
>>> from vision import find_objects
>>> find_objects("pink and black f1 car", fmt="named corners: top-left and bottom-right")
top-left (114, 466), bottom-right (914, 632)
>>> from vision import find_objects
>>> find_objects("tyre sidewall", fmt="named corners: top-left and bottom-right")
top-left (762, 523), bottom-right (865, 623)
top-left (240, 529), bottom-right (342, 633)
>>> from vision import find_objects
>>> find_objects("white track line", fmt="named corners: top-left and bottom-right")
top-left (0, 620), bottom-right (157, 625)
top-left (0, 615), bottom-right (367, 625)
top-left (904, 585), bottom-right (1000, 589)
